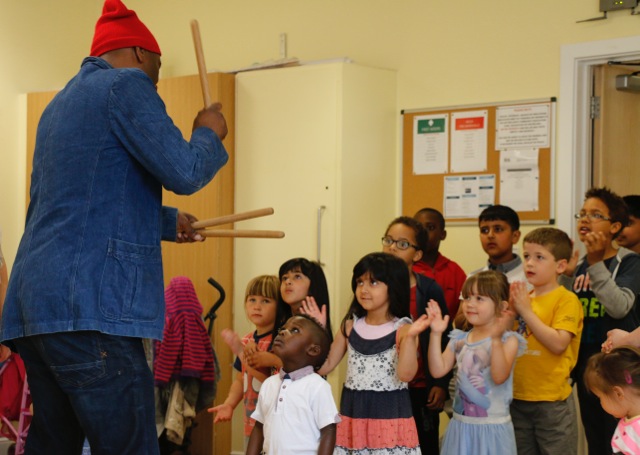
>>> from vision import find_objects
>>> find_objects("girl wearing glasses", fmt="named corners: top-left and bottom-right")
top-left (560, 186), bottom-right (640, 455)
top-left (382, 216), bottom-right (450, 454)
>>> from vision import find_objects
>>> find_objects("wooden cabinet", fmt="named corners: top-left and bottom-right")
top-left (233, 62), bottom-right (397, 452)
top-left (26, 72), bottom-right (235, 455)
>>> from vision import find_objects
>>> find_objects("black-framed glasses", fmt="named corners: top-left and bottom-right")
top-left (574, 212), bottom-right (611, 222)
top-left (381, 236), bottom-right (419, 251)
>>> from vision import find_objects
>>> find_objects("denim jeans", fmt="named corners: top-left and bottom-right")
top-left (15, 331), bottom-right (159, 455)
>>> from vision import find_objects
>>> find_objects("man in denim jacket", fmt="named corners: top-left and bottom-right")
top-left (0, 1), bottom-right (228, 453)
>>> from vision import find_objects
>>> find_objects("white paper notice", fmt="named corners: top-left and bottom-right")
top-left (495, 104), bottom-right (550, 150)
top-left (444, 174), bottom-right (495, 218)
top-left (450, 110), bottom-right (488, 173)
top-left (413, 114), bottom-right (448, 175)
top-left (499, 149), bottom-right (539, 211)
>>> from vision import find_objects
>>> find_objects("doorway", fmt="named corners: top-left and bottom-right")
top-left (592, 62), bottom-right (640, 194)
top-left (558, 36), bottom-right (640, 236)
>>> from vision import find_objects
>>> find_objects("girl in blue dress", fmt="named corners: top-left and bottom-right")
top-left (427, 270), bottom-right (526, 455)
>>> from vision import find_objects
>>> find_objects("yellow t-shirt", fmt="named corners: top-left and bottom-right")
top-left (513, 285), bottom-right (583, 401)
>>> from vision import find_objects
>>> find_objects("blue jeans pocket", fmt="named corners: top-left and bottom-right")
top-left (37, 332), bottom-right (108, 388)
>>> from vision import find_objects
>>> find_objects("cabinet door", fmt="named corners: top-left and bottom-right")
top-left (235, 65), bottom-right (339, 290)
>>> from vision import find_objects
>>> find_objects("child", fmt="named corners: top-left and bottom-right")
top-left (509, 228), bottom-right (584, 455)
top-left (584, 347), bottom-right (640, 455)
top-left (246, 314), bottom-right (340, 455)
top-left (279, 258), bottom-right (333, 338)
top-left (413, 207), bottom-right (467, 319)
top-left (209, 275), bottom-right (286, 444)
top-left (427, 270), bottom-right (525, 455)
top-left (471, 204), bottom-right (526, 284)
top-left (318, 252), bottom-right (430, 455)
top-left (617, 195), bottom-right (640, 254)
top-left (382, 215), bottom-right (450, 454)
top-left (561, 187), bottom-right (640, 455)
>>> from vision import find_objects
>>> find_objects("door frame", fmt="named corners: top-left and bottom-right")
top-left (558, 35), bottom-right (640, 237)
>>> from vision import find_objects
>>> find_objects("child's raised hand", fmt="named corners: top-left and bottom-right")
top-left (491, 304), bottom-right (516, 340)
top-left (246, 350), bottom-right (279, 370)
top-left (221, 328), bottom-right (244, 357)
top-left (407, 314), bottom-right (431, 337)
top-left (209, 403), bottom-right (233, 423)
top-left (584, 231), bottom-right (607, 264)
top-left (564, 249), bottom-right (580, 277)
top-left (426, 300), bottom-right (449, 334)
top-left (603, 329), bottom-right (631, 353)
top-left (510, 282), bottom-right (531, 316)
top-left (299, 296), bottom-right (327, 328)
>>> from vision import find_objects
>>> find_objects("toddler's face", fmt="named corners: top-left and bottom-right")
top-left (272, 316), bottom-right (314, 362)
top-left (245, 294), bottom-right (277, 332)
top-left (462, 286), bottom-right (498, 328)
top-left (280, 269), bottom-right (311, 306)
top-left (522, 242), bottom-right (565, 290)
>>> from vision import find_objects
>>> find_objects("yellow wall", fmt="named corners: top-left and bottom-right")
top-left (1, 1), bottom-right (638, 269)
top-left (1, 2), bottom-right (638, 451)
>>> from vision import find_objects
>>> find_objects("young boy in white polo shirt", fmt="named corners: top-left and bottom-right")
top-left (247, 314), bottom-right (340, 455)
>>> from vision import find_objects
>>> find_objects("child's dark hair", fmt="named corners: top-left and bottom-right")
top-left (585, 187), bottom-right (629, 238)
top-left (414, 207), bottom-right (446, 230)
top-left (461, 271), bottom-right (509, 317)
top-left (385, 216), bottom-right (427, 253)
top-left (623, 195), bottom-right (640, 221)
top-left (478, 205), bottom-right (520, 231)
top-left (584, 346), bottom-right (640, 395)
top-left (293, 314), bottom-right (332, 369)
top-left (245, 275), bottom-right (288, 348)
top-left (523, 227), bottom-right (573, 262)
top-left (278, 258), bottom-right (332, 337)
top-left (340, 252), bottom-right (410, 336)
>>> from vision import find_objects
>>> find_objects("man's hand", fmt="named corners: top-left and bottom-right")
top-left (193, 102), bottom-right (228, 141)
top-left (176, 211), bottom-right (204, 243)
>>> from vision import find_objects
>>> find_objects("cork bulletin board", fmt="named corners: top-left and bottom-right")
top-left (401, 98), bottom-right (556, 224)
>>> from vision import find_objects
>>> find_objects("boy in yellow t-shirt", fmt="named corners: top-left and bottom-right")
top-left (509, 227), bottom-right (584, 455)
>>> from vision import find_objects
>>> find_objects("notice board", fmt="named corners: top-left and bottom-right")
top-left (401, 98), bottom-right (556, 224)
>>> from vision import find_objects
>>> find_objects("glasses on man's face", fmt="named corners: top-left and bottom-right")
top-left (381, 236), bottom-right (419, 251)
top-left (574, 212), bottom-right (612, 222)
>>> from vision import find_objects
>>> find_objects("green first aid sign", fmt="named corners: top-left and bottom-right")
top-left (417, 118), bottom-right (445, 134)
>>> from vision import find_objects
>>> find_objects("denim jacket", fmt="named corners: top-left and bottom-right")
top-left (1, 57), bottom-right (228, 341)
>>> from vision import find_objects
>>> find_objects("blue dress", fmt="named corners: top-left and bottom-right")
top-left (441, 329), bottom-right (526, 455)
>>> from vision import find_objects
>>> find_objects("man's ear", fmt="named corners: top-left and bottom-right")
top-left (441, 229), bottom-right (447, 241)
top-left (132, 46), bottom-right (146, 64)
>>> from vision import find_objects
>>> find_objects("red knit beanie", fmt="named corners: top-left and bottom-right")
top-left (90, 0), bottom-right (161, 57)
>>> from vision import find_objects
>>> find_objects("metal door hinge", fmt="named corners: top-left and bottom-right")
top-left (590, 96), bottom-right (601, 119)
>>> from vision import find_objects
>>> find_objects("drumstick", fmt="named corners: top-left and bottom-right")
top-left (190, 19), bottom-right (212, 107)
top-left (199, 229), bottom-right (285, 239)
top-left (192, 207), bottom-right (275, 230)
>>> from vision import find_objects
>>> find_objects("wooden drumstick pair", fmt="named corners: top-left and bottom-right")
top-left (192, 207), bottom-right (284, 239)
